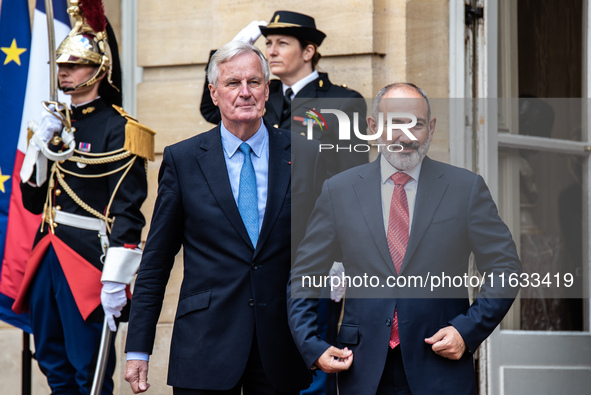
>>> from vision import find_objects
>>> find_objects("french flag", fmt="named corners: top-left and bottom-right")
top-left (0, 0), bottom-right (70, 331)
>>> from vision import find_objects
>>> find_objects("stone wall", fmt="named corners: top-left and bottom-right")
top-left (0, 1), bottom-right (450, 393)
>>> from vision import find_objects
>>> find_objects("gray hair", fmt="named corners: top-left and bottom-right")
top-left (207, 41), bottom-right (270, 87)
top-left (371, 82), bottom-right (431, 121)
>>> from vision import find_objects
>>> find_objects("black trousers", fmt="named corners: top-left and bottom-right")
top-left (376, 346), bottom-right (412, 395)
top-left (173, 337), bottom-right (298, 395)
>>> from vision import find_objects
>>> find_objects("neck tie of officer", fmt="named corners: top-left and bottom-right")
top-left (387, 171), bottom-right (412, 348)
top-left (238, 143), bottom-right (259, 247)
top-left (281, 88), bottom-right (293, 124)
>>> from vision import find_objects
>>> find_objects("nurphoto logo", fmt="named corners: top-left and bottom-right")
top-left (305, 109), bottom-right (418, 153)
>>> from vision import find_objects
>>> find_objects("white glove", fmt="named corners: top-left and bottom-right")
top-left (330, 261), bottom-right (346, 302)
top-left (101, 281), bottom-right (127, 332)
top-left (232, 20), bottom-right (268, 44)
top-left (30, 105), bottom-right (63, 150)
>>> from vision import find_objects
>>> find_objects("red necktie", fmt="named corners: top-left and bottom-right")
top-left (387, 171), bottom-right (412, 348)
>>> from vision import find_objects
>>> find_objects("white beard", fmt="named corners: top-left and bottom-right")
top-left (380, 136), bottom-right (431, 171)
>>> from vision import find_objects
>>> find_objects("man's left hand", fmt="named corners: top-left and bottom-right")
top-left (424, 326), bottom-right (467, 360)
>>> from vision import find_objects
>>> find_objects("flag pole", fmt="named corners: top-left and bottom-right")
top-left (19, 2), bottom-right (58, 391)
top-left (18, 3), bottom-right (59, 395)
top-left (22, 332), bottom-right (32, 395)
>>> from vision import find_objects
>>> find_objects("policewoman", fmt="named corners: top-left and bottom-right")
top-left (201, 10), bottom-right (368, 176)
top-left (13, 1), bottom-right (154, 393)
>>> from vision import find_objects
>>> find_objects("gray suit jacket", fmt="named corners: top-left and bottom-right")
top-left (288, 156), bottom-right (521, 395)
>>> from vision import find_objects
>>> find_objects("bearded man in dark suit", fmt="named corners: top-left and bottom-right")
top-left (288, 83), bottom-right (521, 395)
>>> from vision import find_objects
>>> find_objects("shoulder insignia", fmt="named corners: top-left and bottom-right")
top-left (112, 105), bottom-right (156, 161)
top-left (112, 105), bottom-right (138, 122)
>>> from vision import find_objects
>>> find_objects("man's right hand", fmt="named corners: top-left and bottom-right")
top-left (314, 346), bottom-right (353, 373)
top-left (124, 360), bottom-right (150, 393)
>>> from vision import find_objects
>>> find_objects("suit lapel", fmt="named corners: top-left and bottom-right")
top-left (353, 160), bottom-right (398, 276)
top-left (399, 157), bottom-right (448, 274)
top-left (254, 125), bottom-right (291, 258)
top-left (195, 126), bottom-right (253, 248)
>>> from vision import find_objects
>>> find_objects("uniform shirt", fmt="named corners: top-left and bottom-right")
top-left (282, 70), bottom-right (320, 99)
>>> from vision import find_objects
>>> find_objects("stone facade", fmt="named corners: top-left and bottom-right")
top-left (0, 1), bottom-right (450, 393)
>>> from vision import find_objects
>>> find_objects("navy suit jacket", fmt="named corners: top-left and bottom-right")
top-left (288, 156), bottom-right (521, 395)
top-left (126, 123), bottom-right (315, 390)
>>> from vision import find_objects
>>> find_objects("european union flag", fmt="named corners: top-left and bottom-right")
top-left (0, 0), bottom-right (32, 332)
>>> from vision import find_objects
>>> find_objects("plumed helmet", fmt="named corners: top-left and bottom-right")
top-left (56, 0), bottom-right (119, 96)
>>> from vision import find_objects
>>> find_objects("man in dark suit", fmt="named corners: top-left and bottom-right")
top-left (124, 41), bottom-right (314, 394)
top-left (288, 83), bottom-right (522, 394)
top-left (199, 13), bottom-right (362, 395)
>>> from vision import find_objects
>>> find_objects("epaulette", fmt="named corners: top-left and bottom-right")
top-left (112, 105), bottom-right (156, 161)
top-left (339, 83), bottom-right (356, 92)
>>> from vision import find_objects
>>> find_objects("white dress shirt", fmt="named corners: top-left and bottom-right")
top-left (282, 70), bottom-right (320, 98)
top-left (380, 154), bottom-right (423, 234)
top-left (220, 120), bottom-right (269, 231)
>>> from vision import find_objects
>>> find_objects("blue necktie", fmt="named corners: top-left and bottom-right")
top-left (238, 143), bottom-right (259, 247)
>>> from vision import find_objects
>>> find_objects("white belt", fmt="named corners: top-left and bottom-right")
top-left (53, 210), bottom-right (110, 256)
top-left (54, 210), bottom-right (103, 231)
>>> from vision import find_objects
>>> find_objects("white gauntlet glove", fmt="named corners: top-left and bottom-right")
top-left (232, 20), bottom-right (268, 44)
top-left (20, 105), bottom-right (63, 185)
top-left (100, 246), bottom-right (142, 331)
top-left (330, 262), bottom-right (346, 302)
top-left (31, 105), bottom-right (63, 149)
top-left (101, 281), bottom-right (127, 332)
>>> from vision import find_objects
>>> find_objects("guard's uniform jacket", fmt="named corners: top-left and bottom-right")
top-left (13, 98), bottom-right (152, 322)
top-left (201, 71), bottom-right (368, 176)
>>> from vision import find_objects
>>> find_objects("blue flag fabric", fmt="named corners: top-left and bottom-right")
top-left (0, 0), bottom-right (33, 332)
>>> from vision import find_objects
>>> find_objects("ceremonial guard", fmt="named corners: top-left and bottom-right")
top-left (12, 1), bottom-right (154, 394)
